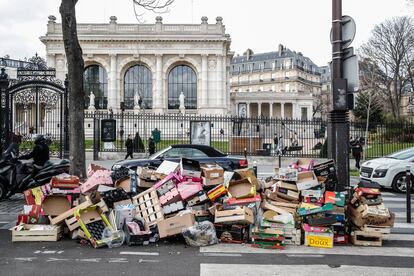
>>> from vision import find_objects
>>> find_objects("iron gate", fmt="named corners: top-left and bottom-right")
top-left (0, 56), bottom-right (68, 158)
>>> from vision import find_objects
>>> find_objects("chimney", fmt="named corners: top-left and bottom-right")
top-left (278, 44), bottom-right (283, 56)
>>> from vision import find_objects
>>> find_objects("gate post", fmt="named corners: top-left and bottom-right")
top-left (0, 68), bottom-right (10, 152)
top-left (93, 115), bottom-right (100, 161)
top-left (63, 75), bottom-right (70, 159)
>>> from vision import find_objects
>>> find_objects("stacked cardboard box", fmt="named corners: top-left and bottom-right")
top-left (348, 186), bottom-right (394, 246)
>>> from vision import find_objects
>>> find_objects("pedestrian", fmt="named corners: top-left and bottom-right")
top-left (125, 134), bottom-right (134, 159)
top-left (148, 136), bottom-right (156, 155)
top-left (351, 137), bottom-right (363, 170)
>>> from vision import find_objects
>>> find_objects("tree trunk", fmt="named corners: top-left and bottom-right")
top-left (60, 0), bottom-right (86, 178)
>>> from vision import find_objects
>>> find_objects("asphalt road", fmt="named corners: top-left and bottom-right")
top-left (0, 162), bottom-right (413, 275)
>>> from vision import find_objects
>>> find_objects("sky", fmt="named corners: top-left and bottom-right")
top-left (0, 0), bottom-right (412, 66)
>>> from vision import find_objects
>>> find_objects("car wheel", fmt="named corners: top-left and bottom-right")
top-left (392, 172), bottom-right (412, 193)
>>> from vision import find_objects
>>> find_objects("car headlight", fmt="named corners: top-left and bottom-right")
top-left (372, 167), bottom-right (388, 178)
top-left (112, 164), bottom-right (121, 170)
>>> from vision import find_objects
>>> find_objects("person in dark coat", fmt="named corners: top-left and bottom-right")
top-left (351, 137), bottom-right (363, 170)
top-left (148, 136), bottom-right (156, 155)
top-left (19, 134), bottom-right (49, 168)
top-left (125, 134), bottom-right (134, 159)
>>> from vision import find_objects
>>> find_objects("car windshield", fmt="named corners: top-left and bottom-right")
top-left (148, 147), bottom-right (171, 160)
top-left (387, 148), bottom-right (414, 160)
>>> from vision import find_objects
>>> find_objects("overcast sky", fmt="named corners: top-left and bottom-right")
top-left (0, 0), bottom-right (411, 66)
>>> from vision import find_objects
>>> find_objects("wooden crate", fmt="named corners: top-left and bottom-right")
top-left (362, 225), bottom-right (391, 235)
top-left (132, 188), bottom-right (164, 226)
top-left (11, 224), bottom-right (63, 242)
top-left (283, 229), bottom-right (301, 245)
top-left (351, 230), bottom-right (383, 247)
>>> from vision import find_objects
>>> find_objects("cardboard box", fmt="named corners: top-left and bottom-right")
top-left (224, 194), bottom-right (261, 206)
top-left (115, 177), bottom-right (132, 192)
top-left (296, 171), bottom-right (319, 191)
top-left (155, 161), bottom-right (180, 175)
top-left (274, 168), bottom-right (298, 182)
top-left (177, 181), bottom-right (203, 201)
top-left (276, 181), bottom-right (298, 191)
top-left (201, 164), bottom-right (224, 178)
top-left (305, 231), bottom-right (334, 248)
top-left (233, 168), bottom-right (260, 190)
top-left (325, 191), bottom-right (345, 207)
top-left (187, 191), bottom-right (209, 206)
top-left (41, 195), bottom-right (72, 217)
top-left (180, 158), bottom-right (201, 177)
top-left (207, 184), bottom-right (227, 201)
top-left (202, 176), bottom-right (225, 187)
top-left (81, 169), bottom-right (113, 194)
top-left (228, 178), bottom-right (256, 199)
top-left (298, 203), bottom-right (333, 216)
top-left (49, 196), bottom-right (93, 225)
top-left (301, 189), bottom-right (324, 198)
top-left (275, 187), bottom-right (299, 201)
top-left (50, 175), bottom-right (80, 189)
top-left (157, 212), bottom-right (195, 238)
top-left (214, 206), bottom-right (254, 224)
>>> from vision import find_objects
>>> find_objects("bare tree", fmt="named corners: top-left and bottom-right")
top-left (133, 0), bottom-right (175, 23)
top-left (360, 16), bottom-right (414, 121)
top-left (59, 0), bottom-right (175, 177)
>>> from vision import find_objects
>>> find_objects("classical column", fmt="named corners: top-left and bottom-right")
top-left (47, 54), bottom-right (56, 69)
top-left (247, 102), bottom-right (250, 117)
top-left (216, 54), bottom-right (223, 107)
top-left (201, 54), bottom-right (208, 108)
top-left (281, 102), bottom-right (285, 119)
top-left (109, 54), bottom-right (117, 110)
top-left (154, 54), bottom-right (163, 113)
top-left (222, 55), bottom-right (227, 110)
top-left (269, 103), bottom-right (273, 118)
top-left (258, 102), bottom-right (262, 117)
top-left (292, 102), bottom-right (296, 119)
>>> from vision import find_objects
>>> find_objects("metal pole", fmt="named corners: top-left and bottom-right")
top-left (328, 0), bottom-right (350, 192)
top-left (406, 165), bottom-right (412, 223)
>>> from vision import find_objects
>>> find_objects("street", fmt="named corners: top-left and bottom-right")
top-left (0, 163), bottom-right (413, 276)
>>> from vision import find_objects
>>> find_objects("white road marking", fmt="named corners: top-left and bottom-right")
top-left (392, 212), bottom-right (414, 219)
top-left (286, 254), bottom-right (325, 258)
top-left (0, 221), bottom-right (9, 224)
top-left (394, 222), bottom-right (414, 229)
top-left (382, 203), bottom-right (410, 208)
top-left (384, 234), bottom-right (414, 241)
top-left (119, 251), bottom-right (159, 256)
top-left (14, 257), bottom-right (37, 262)
top-left (200, 243), bottom-right (414, 257)
top-left (200, 264), bottom-right (414, 276)
top-left (109, 258), bottom-right (128, 263)
top-left (46, 258), bottom-right (70, 262)
top-left (382, 197), bottom-right (413, 202)
top-left (381, 192), bottom-right (397, 197)
top-left (78, 258), bottom-right (101, 263)
top-left (138, 259), bottom-right (160, 263)
top-left (202, 253), bottom-right (242, 257)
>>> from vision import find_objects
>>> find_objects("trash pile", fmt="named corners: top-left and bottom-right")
top-left (10, 158), bottom-right (394, 249)
top-left (347, 182), bottom-right (395, 246)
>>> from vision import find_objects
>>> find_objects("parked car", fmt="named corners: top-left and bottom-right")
top-left (360, 147), bottom-right (414, 193)
top-left (112, 144), bottom-right (248, 171)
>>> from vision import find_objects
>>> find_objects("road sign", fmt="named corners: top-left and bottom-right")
top-left (330, 15), bottom-right (356, 49)
top-left (343, 54), bottom-right (359, 92)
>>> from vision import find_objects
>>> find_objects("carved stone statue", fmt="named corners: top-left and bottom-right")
top-left (88, 91), bottom-right (96, 111)
top-left (134, 93), bottom-right (141, 110)
top-left (179, 91), bottom-right (185, 112)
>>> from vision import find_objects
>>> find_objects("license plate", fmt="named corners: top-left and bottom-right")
top-left (361, 172), bottom-right (369, 178)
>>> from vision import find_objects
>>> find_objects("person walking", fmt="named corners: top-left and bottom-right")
top-left (351, 137), bottom-right (363, 170)
top-left (125, 134), bottom-right (134, 159)
top-left (148, 136), bottom-right (156, 155)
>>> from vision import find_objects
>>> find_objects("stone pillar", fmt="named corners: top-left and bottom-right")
top-left (281, 102), bottom-right (285, 119)
top-left (269, 103), bottom-right (273, 118)
top-left (292, 102), bottom-right (296, 119)
top-left (153, 54), bottom-right (163, 114)
top-left (201, 54), bottom-right (208, 109)
top-left (247, 102), bottom-right (250, 117)
top-left (47, 54), bottom-right (56, 69)
top-left (109, 54), bottom-right (117, 111)
top-left (258, 102), bottom-right (262, 117)
top-left (216, 54), bottom-right (223, 108)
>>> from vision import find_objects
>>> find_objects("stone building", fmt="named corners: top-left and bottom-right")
top-left (229, 45), bottom-right (321, 120)
top-left (40, 15), bottom-right (232, 115)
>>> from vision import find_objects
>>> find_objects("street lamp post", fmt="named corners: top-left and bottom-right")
top-left (0, 65), bottom-right (10, 153)
top-left (328, 0), bottom-right (350, 192)
top-left (120, 102), bottom-right (125, 150)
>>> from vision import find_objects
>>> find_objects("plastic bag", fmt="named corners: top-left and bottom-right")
top-left (101, 228), bottom-right (125, 248)
top-left (182, 221), bottom-right (218, 247)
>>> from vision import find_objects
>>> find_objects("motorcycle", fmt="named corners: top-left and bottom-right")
top-left (0, 148), bottom-right (70, 200)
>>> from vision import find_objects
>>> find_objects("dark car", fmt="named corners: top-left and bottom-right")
top-left (112, 144), bottom-right (248, 171)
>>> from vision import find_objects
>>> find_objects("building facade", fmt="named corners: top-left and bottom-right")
top-left (40, 15), bottom-right (232, 115)
top-left (229, 45), bottom-right (321, 120)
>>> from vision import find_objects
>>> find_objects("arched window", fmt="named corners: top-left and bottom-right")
top-left (168, 65), bottom-right (197, 109)
top-left (124, 65), bottom-right (152, 109)
top-left (83, 65), bottom-right (108, 109)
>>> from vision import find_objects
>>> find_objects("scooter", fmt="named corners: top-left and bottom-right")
top-left (0, 149), bottom-right (70, 200)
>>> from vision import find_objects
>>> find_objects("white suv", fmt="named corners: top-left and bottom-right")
top-left (360, 147), bottom-right (414, 193)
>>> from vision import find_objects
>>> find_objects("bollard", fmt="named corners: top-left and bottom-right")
top-left (244, 147), bottom-right (247, 158)
top-left (253, 161), bottom-right (258, 177)
top-left (406, 165), bottom-right (412, 223)
top-left (278, 154), bottom-right (282, 169)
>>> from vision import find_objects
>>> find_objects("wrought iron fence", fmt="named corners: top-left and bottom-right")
top-left (84, 112), bottom-right (414, 159)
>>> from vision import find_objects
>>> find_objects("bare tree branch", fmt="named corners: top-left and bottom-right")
top-left (132, 0), bottom-right (175, 23)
